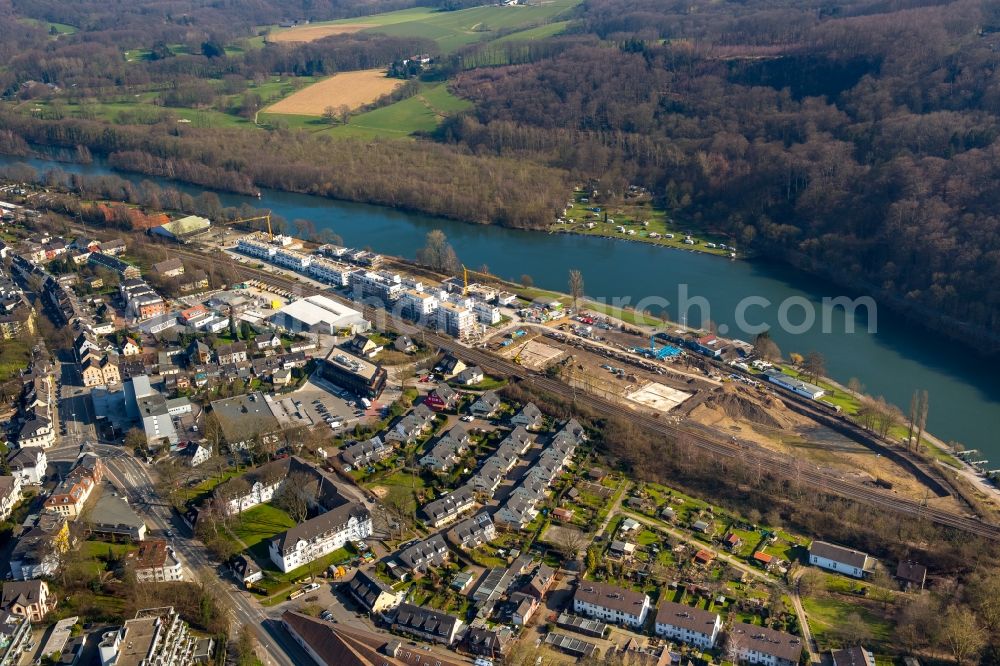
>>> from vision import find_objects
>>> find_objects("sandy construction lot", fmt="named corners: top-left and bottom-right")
top-left (265, 69), bottom-right (403, 115)
top-left (269, 23), bottom-right (374, 43)
top-left (628, 382), bottom-right (692, 412)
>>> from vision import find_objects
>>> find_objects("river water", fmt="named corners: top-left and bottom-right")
top-left (4, 155), bottom-right (999, 457)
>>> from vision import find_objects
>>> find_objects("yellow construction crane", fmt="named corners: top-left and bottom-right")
top-left (512, 338), bottom-right (532, 365)
top-left (229, 211), bottom-right (273, 239)
top-left (461, 264), bottom-right (493, 297)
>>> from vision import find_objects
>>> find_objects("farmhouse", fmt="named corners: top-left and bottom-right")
top-left (809, 540), bottom-right (874, 578)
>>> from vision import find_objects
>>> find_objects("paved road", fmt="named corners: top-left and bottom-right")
top-left (72, 442), bottom-right (310, 666)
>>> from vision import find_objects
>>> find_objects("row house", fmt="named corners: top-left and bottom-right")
top-left (307, 257), bottom-right (356, 287)
top-left (447, 512), bottom-right (496, 550)
top-left (419, 433), bottom-right (468, 472)
top-left (339, 437), bottom-right (391, 469)
top-left (654, 601), bottom-right (722, 650)
top-left (396, 534), bottom-right (449, 574)
top-left (419, 484), bottom-right (476, 529)
top-left (573, 581), bottom-right (651, 629)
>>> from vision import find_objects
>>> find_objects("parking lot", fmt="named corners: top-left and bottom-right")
top-left (286, 376), bottom-right (364, 435)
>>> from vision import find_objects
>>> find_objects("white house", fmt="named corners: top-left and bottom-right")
top-left (654, 601), bottom-right (722, 650)
top-left (6, 447), bottom-right (46, 485)
top-left (573, 581), bottom-right (650, 629)
top-left (0, 476), bottom-right (23, 521)
top-left (808, 540), bottom-right (873, 578)
top-left (727, 622), bottom-right (803, 666)
top-left (269, 504), bottom-right (372, 573)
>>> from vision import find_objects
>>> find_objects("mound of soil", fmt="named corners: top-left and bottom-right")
top-left (703, 383), bottom-right (796, 430)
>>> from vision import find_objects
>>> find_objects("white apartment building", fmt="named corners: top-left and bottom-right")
top-left (654, 601), bottom-right (722, 650)
top-left (269, 503), bottom-right (372, 573)
top-left (573, 581), bottom-right (650, 629)
top-left (436, 301), bottom-right (477, 339)
top-left (473, 300), bottom-right (501, 325)
top-left (400, 289), bottom-right (439, 319)
top-left (307, 257), bottom-right (356, 287)
top-left (98, 607), bottom-right (203, 666)
top-left (273, 247), bottom-right (312, 271)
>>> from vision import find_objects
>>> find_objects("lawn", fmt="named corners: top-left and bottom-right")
top-left (18, 18), bottom-right (78, 35)
top-left (800, 593), bottom-right (893, 646)
top-left (271, 0), bottom-right (581, 53)
top-left (556, 190), bottom-right (731, 256)
top-left (231, 503), bottom-right (297, 549)
top-left (0, 339), bottom-right (31, 383)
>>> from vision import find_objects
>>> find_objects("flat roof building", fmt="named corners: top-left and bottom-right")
top-left (270, 295), bottom-right (369, 335)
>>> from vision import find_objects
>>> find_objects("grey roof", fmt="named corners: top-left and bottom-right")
top-left (654, 601), bottom-right (719, 636)
top-left (272, 502), bottom-right (371, 556)
top-left (728, 622), bottom-right (804, 662)
top-left (1, 580), bottom-right (45, 609)
top-left (420, 485), bottom-right (475, 523)
top-left (392, 603), bottom-right (461, 639)
top-left (347, 569), bottom-right (399, 612)
top-left (447, 512), bottom-right (494, 547)
top-left (574, 581), bottom-right (647, 617)
top-left (810, 540), bottom-right (869, 569)
top-left (831, 646), bottom-right (875, 666)
top-left (87, 492), bottom-right (145, 531)
top-left (397, 534), bottom-right (449, 571)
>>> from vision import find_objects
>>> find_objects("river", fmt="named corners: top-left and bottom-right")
top-left (3, 155), bottom-right (999, 458)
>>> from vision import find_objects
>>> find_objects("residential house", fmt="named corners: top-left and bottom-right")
top-left (347, 569), bottom-right (404, 614)
top-left (809, 541), bottom-right (874, 578)
top-left (268, 501), bottom-right (372, 573)
top-left (182, 443), bottom-right (212, 467)
top-left (125, 539), bottom-right (184, 582)
top-left (419, 434), bottom-right (467, 472)
top-left (9, 515), bottom-right (69, 580)
top-left (1, 581), bottom-right (55, 623)
top-left (455, 366), bottom-right (484, 386)
top-left (231, 554), bottom-right (263, 588)
top-left (511, 592), bottom-right (539, 626)
top-left (446, 512), bottom-right (496, 550)
top-left (6, 448), bottom-right (46, 485)
top-left (342, 335), bottom-right (383, 359)
top-left (573, 581), bottom-right (651, 629)
top-left (436, 354), bottom-right (466, 378)
top-left (469, 390), bottom-right (501, 418)
top-left (510, 402), bottom-right (543, 430)
top-left (18, 417), bottom-right (55, 448)
top-left (216, 342), bottom-right (248, 365)
top-left (727, 622), bottom-right (803, 666)
top-left (100, 239), bottom-right (126, 256)
top-left (494, 494), bottom-right (539, 530)
top-left (420, 485), bottom-right (476, 528)
top-left (524, 563), bottom-right (555, 600)
top-left (724, 533), bottom-right (744, 551)
top-left (831, 646), bottom-right (876, 666)
top-left (466, 626), bottom-right (514, 660)
top-left (424, 383), bottom-right (458, 411)
top-left (0, 477), bottom-right (21, 521)
top-left (896, 561), bottom-right (928, 591)
top-left (393, 336), bottom-right (416, 353)
top-left (152, 258), bottom-right (185, 278)
top-left (654, 601), bottom-right (722, 650)
top-left (86, 492), bottom-right (147, 542)
top-left (340, 437), bottom-right (391, 469)
top-left (396, 535), bottom-right (449, 574)
top-left (384, 405), bottom-right (434, 446)
top-left (121, 337), bottom-right (142, 356)
top-left (391, 603), bottom-right (463, 645)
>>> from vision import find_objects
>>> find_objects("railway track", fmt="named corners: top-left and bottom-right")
top-left (179, 245), bottom-right (1000, 540)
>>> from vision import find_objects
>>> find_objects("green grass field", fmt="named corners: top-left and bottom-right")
top-left (18, 18), bottom-right (78, 35)
top-left (262, 83), bottom-right (471, 138)
top-left (0, 339), bottom-right (31, 383)
top-left (271, 0), bottom-right (580, 53)
top-left (800, 593), bottom-right (893, 646)
top-left (232, 503), bottom-right (297, 549)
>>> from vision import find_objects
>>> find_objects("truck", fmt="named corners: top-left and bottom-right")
top-left (359, 397), bottom-right (372, 409)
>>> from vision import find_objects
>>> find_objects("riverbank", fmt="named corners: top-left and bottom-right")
top-left (2, 152), bottom-right (998, 455)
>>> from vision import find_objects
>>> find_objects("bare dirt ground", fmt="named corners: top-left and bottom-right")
top-left (689, 384), bottom-right (965, 510)
top-left (269, 23), bottom-right (374, 43)
top-left (265, 69), bottom-right (403, 114)
top-left (497, 336), bottom-right (565, 371)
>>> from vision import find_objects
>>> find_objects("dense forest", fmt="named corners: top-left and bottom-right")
top-left (1, 0), bottom-right (999, 349)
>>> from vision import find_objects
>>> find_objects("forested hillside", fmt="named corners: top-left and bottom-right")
top-left (446, 0), bottom-right (1000, 344)
top-left (0, 0), bottom-right (999, 347)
